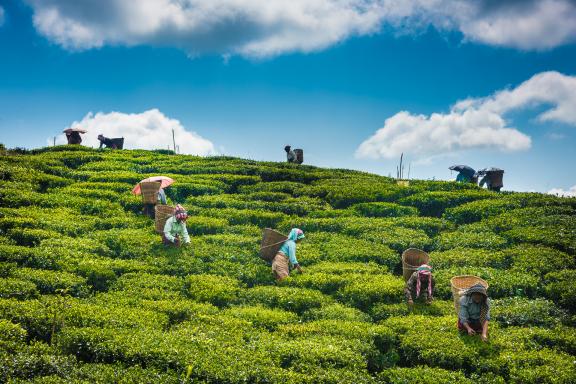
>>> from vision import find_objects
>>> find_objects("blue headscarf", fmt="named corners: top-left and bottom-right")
top-left (288, 228), bottom-right (305, 242)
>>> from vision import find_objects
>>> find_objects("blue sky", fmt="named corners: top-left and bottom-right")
top-left (1, 0), bottom-right (575, 194)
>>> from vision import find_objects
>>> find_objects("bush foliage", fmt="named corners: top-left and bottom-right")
top-left (0, 147), bottom-right (574, 383)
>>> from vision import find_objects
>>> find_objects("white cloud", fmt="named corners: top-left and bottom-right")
top-left (49, 109), bottom-right (217, 156)
top-left (548, 185), bottom-right (576, 197)
top-left (24, 0), bottom-right (576, 57)
top-left (26, 0), bottom-right (385, 57)
top-left (356, 71), bottom-right (576, 160)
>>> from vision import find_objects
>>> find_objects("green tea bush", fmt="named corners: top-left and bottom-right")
top-left (295, 233), bottom-right (399, 268)
top-left (2, 145), bottom-right (575, 383)
top-left (545, 269), bottom-right (576, 311)
top-left (384, 315), bottom-right (479, 370)
top-left (434, 267), bottom-right (540, 299)
top-left (0, 319), bottom-right (27, 350)
top-left (388, 216), bottom-right (453, 237)
top-left (399, 191), bottom-right (490, 217)
top-left (13, 268), bottom-right (89, 297)
top-left (111, 272), bottom-right (185, 300)
top-left (184, 274), bottom-right (241, 307)
top-left (185, 216), bottom-right (228, 235)
top-left (92, 229), bottom-right (158, 260)
top-left (240, 286), bottom-right (333, 314)
top-left (430, 248), bottom-right (510, 269)
top-left (370, 300), bottom-right (454, 321)
top-left (491, 297), bottom-right (567, 327)
top-left (507, 244), bottom-right (574, 276)
top-left (338, 274), bottom-right (405, 310)
top-left (434, 229), bottom-right (507, 251)
top-left (352, 202), bottom-right (418, 218)
top-left (302, 303), bottom-right (372, 322)
top-left (0, 341), bottom-right (77, 382)
top-left (377, 366), bottom-right (473, 384)
top-left (489, 349), bottom-right (576, 384)
top-left (8, 228), bottom-right (62, 247)
top-left (0, 277), bottom-right (39, 299)
top-left (238, 181), bottom-right (306, 195)
top-left (223, 305), bottom-right (298, 330)
top-left (192, 207), bottom-right (285, 228)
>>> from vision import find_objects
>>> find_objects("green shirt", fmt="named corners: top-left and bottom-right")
top-left (163, 216), bottom-right (190, 244)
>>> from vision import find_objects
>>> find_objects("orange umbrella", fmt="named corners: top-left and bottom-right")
top-left (131, 176), bottom-right (174, 195)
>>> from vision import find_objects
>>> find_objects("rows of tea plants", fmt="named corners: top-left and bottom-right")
top-left (1, 145), bottom-right (575, 383)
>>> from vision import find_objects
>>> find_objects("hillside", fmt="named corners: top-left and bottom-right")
top-left (1, 146), bottom-right (575, 383)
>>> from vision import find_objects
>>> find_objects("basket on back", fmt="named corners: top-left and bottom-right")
top-left (140, 182), bottom-right (161, 204)
top-left (293, 149), bottom-right (304, 164)
top-left (260, 228), bottom-right (288, 262)
top-left (450, 275), bottom-right (489, 313)
top-left (155, 205), bottom-right (175, 234)
top-left (401, 248), bottom-right (430, 281)
top-left (111, 137), bottom-right (124, 149)
top-left (488, 170), bottom-right (504, 188)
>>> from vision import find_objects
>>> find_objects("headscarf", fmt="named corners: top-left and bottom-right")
top-left (415, 264), bottom-right (433, 298)
top-left (466, 283), bottom-right (489, 322)
top-left (174, 204), bottom-right (188, 221)
top-left (287, 228), bottom-right (305, 242)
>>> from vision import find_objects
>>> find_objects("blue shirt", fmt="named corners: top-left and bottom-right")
top-left (459, 295), bottom-right (491, 323)
top-left (279, 239), bottom-right (298, 265)
top-left (158, 189), bottom-right (167, 205)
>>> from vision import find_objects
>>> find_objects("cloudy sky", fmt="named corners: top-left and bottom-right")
top-left (1, 0), bottom-right (575, 194)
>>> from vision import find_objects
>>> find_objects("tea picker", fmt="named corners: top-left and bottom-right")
top-left (285, 145), bottom-right (296, 163)
top-left (284, 145), bottom-right (304, 164)
top-left (162, 204), bottom-right (191, 247)
top-left (260, 228), bottom-right (305, 281)
top-left (477, 167), bottom-right (504, 192)
top-left (131, 176), bottom-right (174, 218)
top-left (449, 165), bottom-right (477, 184)
top-left (402, 249), bottom-right (435, 307)
top-left (452, 276), bottom-right (490, 342)
top-left (97, 134), bottom-right (124, 149)
top-left (63, 128), bottom-right (86, 145)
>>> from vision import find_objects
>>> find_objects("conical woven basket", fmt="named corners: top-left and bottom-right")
top-left (141, 182), bottom-right (161, 204)
top-left (401, 248), bottom-right (430, 281)
top-left (294, 149), bottom-right (304, 164)
top-left (155, 205), bottom-right (175, 234)
top-left (451, 275), bottom-right (489, 313)
top-left (260, 228), bottom-right (288, 262)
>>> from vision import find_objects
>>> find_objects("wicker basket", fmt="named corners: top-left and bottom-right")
top-left (155, 205), bottom-right (175, 233)
top-left (260, 228), bottom-right (288, 262)
top-left (450, 275), bottom-right (489, 313)
top-left (401, 248), bottom-right (430, 281)
top-left (294, 149), bottom-right (304, 164)
top-left (488, 170), bottom-right (504, 188)
top-left (397, 180), bottom-right (410, 187)
top-left (140, 182), bottom-right (161, 204)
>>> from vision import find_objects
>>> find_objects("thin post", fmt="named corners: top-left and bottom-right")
top-left (408, 163), bottom-right (411, 180)
top-left (172, 129), bottom-right (176, 153)
top-left (53, 136), bottom-right (56, 146)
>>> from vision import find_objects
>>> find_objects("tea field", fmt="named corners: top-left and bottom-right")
top-left (1, 145), bottom-right (575, 383)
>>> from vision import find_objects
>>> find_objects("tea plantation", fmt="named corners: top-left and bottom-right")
top-left (1, 145), bottom-right (575, 383)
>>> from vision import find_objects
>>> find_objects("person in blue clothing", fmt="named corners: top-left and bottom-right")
top-left (272, 228), bottom-right (305, 281)
top-left (458, 283), bottom-right (491, 342)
